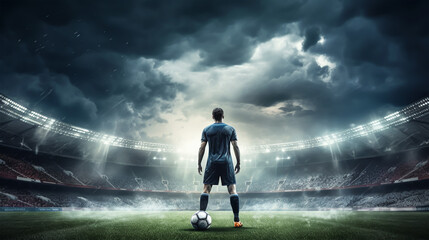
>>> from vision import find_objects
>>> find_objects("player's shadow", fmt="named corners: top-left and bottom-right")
top-left (181, 227), bottom-right (255, 232)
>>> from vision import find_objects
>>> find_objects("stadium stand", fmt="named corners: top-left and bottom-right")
top-left (1, 146), bottom-right (429, 193)
top-left (0, 144), bottom-right (428, 210)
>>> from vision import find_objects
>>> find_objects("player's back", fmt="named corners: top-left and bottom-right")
top-left (202, 123), bottom-right (237, 164)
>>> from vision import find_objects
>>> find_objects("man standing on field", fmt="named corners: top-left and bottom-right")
top-left (198, 108), bottom-right (243, 228)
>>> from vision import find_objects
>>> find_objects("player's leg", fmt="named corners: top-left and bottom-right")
top-left (202, 162), bottom-right (220, 211)
top-left (228, 184), bottom-right (240, 221)
top-left (220, 162), bottom-right (242, 227)
top-left (200, 184), bottom-right (211, 211)
top-left (228, 184), bottom-right (242, 227)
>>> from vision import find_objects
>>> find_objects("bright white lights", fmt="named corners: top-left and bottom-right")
top-left (244, 97), bottom-right (429, 153)
top-left (0, 94), bottom-right (176, 152)
top-left (1, 94), bottom-right (428, 155)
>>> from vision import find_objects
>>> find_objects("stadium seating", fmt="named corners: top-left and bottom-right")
top-left (0, 146), bottom-right (428, 209)
top-left (1, 148), bottom-right (429, 193)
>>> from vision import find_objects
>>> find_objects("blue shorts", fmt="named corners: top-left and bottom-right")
top-left (203, 161), bottom-right (236, 186)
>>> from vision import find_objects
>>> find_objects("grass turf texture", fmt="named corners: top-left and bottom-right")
top-left (0, 211), bottom-right (428, 240)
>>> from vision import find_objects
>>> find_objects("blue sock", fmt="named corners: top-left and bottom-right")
top-left (230, 194), bottom-right (239, 222)
top-left (200, 193), bottom-right (209, 211)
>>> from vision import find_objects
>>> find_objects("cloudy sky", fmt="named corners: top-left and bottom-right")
top-left (1, 0), bottom-right (428, 151)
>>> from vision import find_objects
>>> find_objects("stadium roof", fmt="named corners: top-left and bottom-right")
top-left (0, 94), bottom-right (428, 154)
top-left (247, 97), bottom-right (429, 153)
top-left (0, 94), bottom-right (174, 153)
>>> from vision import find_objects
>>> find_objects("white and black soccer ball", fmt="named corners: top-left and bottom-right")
top-left (190, 211), bottom-right (212, 230)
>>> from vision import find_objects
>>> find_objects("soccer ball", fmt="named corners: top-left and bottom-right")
top-left (190, 211), bottom-right (212, 230)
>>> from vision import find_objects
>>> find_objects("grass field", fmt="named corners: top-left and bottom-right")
top-left (0, 211), bottom-right (428, 240)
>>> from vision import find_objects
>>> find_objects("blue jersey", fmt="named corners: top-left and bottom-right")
top-left (201, 123), bottom-right (237, 164)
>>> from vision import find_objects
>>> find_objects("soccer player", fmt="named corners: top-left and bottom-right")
top-left (198, 108), bottom-right (243, 228)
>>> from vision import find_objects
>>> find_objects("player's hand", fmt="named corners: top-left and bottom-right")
top-left (235, 164), bottom-right (240, 174)
top-left (198, 165), bottom-right (202, 175)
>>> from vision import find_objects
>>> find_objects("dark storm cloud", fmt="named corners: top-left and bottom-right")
top-left (0, 0), bottom-right (306, 140)
top-left (0, 0), bottom-right (315, 70)
top-left (302, 27), bottom-right (320, 51)
top-left (279, 103), bottom-right (314, 117)
top-left (235, 0), bottom-right (429, 132)
top-left (0, 0), bottom-right (428, 142)
top-left (311, 0), bottom-right (429, 128)
top-left (0, 0), bottom-right (192, 139)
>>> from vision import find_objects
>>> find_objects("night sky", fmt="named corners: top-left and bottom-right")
top-left (0, 0), bottom-right (428, 150)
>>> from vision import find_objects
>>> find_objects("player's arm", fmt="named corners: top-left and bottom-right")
top-left (231, 140), bottom-right (240, 174)
top-left (198, 141), bottom-right (207, 175)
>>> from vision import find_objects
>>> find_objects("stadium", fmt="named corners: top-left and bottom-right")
top-left (1, 0), bottom-right (429, 239)
top-left (1, 94), bottom-right (429, 239)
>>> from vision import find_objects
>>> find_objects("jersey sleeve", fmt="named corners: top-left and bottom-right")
top-left (201, 128), bottom-right (208, 142)
top-left (230, 127), bottom-right (237, 141)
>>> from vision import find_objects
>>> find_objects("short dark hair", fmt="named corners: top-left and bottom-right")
top-left (212, 108), bottom-right (224, 121)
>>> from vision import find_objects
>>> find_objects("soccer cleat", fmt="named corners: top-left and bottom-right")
top-left (234, 221), bottom-right (243, 228)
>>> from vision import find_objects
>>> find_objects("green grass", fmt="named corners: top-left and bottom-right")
top-left (0, 211), bottom-right (428, 240)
